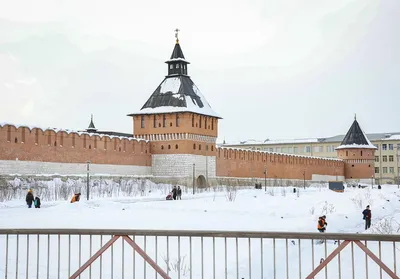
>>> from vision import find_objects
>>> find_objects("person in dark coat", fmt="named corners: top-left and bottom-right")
top-left (34, 197), bottom-right (41, 208)
top-left (171, 186), bottom-right (177, 200)
top-left (177, 186), bottom-right (182, 200)
top-left (26, 189), bottom-right (34, 208)
top-left (362, 205), bottom-right (372, 230)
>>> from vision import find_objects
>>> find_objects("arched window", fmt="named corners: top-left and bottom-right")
top-left (199, 144), bottom-right (202, 151)
top-left (211, 118), bottom-right (214, 130)
top-left (163, 114), bottom-right (166, 127)
top-left (176, 114), bottom-right (180, 127)
top-left (211, 145), bottom-right (214, 151)
top-left (193, 144), bottom-right (196, 150)
top-left (205, 117), bottom-right (207, 129)
top-left (361, 151), bottom-right (363, 156)
top-left (199, 116), bottom-right (202, 128)
top-left (153, 115), bottom-right (157, 128)
top-left (175, 144), bottom-right (178, 149)
top-left (161, 145), bottom-right (164, 150)
top-left (169, 65), bottom-right (173, 69)
top-left (168, 145), bottom-right (171, 149)
top-left (14, 137), bottom-right (18, 143)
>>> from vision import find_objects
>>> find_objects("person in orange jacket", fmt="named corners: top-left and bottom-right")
top-left (71, 193), bottom-right (81, 203)
top-left (318, 215), bottom-right (327, 233)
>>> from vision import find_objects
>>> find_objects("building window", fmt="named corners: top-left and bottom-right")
top-left (193, 144), bottom-right (196, 150)
top-left (389, 144), bottom-right (394, 150)
top-left (389, 155), bottom-right (394, 162)
top-left (168, 145), bottom-right (171, 149)
top-left (293, 147), bottom-right (298, 153)
top-left (276, 147), bottom-right (281, 153)
top-left (170, 65), bottom-right (173, 69)
top-left (389, 167), bottom-right (394, 173)
top-left (398, 144), bottom-right (400, 150)
top-left (319, 146), bottom-right (323, 152)
top-left (199, 144), bottom-right (202, 150)
top-left (199, 116), bottom-right (202, 128)
top-left (163, 114), bottom-right (166, 127)
top-left (281, 147), bottom-right (287, 153)
top-left (161, 145), bottom-right (164, 150)
top-left (175, 144), bottom-right (178, 149)
top-left (383, 156), bottom-right (388, 162)
top-left (192, 115), bottom-right (194, 127)
top-left (346, 151), bottom-right (348, 156)
top-left (205, 117), bottom-right (207, 129)
top-left (176, 115), bottom-right (180, 127)
top-left (313, 146), bottom-right (319, 153)
top-left (375, 144), bottom-right (379, 150)
top-left (383, 167), bottom-right (388, 173)
top-left (176, 64), bottom-right (179, 68)
top-left (375, 167), bottom-right (379, 174)
top-left (211, 118), bottom-right (214, 130)
top-left (141, 116), bottom-right (145, 128)
top-left (361, 151), bottom-right (363, 156)
top-left (375, 156), bottom-right (379, 162)
top-left (305, 146), bottom-right (311, 153)
top-left (153, 115), bottom-right (157, 128)
top-left (211, 145), bottom-right (214, 151)
top-left (288, 147), bottom-right (293, 153)
top-left (382, 144), bottom-right (387, 150)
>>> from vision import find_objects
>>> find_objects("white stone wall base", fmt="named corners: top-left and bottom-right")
top-left (152, 154), bottom-right (216, 179)
top-left (0, 160), bottom-right (151, 176)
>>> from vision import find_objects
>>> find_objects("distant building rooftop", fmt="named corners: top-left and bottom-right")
top-left (223, 132), bottom-right (400, 146)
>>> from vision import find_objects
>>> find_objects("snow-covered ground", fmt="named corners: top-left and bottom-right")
top-left (1, 184), bottom-right (400, 278)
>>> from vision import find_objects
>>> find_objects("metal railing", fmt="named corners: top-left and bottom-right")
top-left (1, 229), bottom-right (400, 279)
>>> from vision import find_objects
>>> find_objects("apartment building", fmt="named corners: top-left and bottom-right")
top-left (223, 133), bottom-right (400, 184)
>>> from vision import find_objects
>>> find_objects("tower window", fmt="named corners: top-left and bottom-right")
top-left (163, 114), bottom-right (166, 127)
top-left (176, 115), bottom-right (180, 127)
top-left (205, 118), bottom-right (207, 129)
top-left (169, 65), bottom-right (173, 69)
top-left (346, 151), bottom-right (348, 156)
top-left (176, 64), bottom-right (179, 69)
top-left (153, 115), bottom-right (157, 128)
top-left (199, 116), bottom-right (202, 128)
top-left (141, 116), bottom-right (145, 128)
top-left (361, 151), bottom-right (363, 156)
top-left (168, 145), bottom-right (171, 150)
top-left (175, 144), bottom-right (178, 149)
top-left (199, 144), bottom-right (202, 151)
top-left (14, 137), bottom-right (18, 143)
top-left (192, 115), bottom-right (194, 127)
top-left (161, 145), bottom-right (164, 150)
top-left (193, 144), bottom-right (196, 150)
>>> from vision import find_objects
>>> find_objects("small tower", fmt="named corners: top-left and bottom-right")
top-left (86, 114), bottom-right (97, 133)
top-left (336, 115), bottom-right (376, 182)
top-left (128, 30), bottom-right (221, 186)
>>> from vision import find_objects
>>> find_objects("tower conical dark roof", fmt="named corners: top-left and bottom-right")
top-left (336, 116), bottom-right (376, 149)
top-left (86, 114), bottom-right (97, 132)
top-left (128, 34), bottom-right (221, 119)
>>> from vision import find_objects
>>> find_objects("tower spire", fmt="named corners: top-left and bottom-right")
top-left (354, 113), bottom-right (357, 121)
top-left (174, 28), bottom-right (180, 44)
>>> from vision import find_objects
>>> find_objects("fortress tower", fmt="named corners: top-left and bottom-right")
top-left (336, 115), bottom-right (376, 182)
top-left (128, 30), bottom-right (221, 186)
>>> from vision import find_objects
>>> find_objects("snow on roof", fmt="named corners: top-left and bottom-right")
top-left (381, 134), bottom-right (400, 141)
top-left (165, 58), bottom-right (190, 63)
top-left (0, 123), bottom-right (148, 142)
top-left (336, 121), bottom-right (376, 150)
top-left (132, 76), bottom-right (221, 118)
top-left (217, 145), bottom-right (343, 162)
top-left (226, 138), bottom-right (320, 146)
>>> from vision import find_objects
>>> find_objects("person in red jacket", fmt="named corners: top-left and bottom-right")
top-left (362, 205), bottom-right (371, 230)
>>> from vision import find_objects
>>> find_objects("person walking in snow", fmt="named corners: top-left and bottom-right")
top-left (34, 197), bottom-right (41, 208)
top-left (177, 186), bottom-right (182, 200)
top-left (172, 186), bottom-right (177, 200)
top-left (71, 193), bottom-right (81, 203)
top-left (26, 189), bottom-right (34, 208)
top-left (362, 205), bottom-right (372, 230)
top-left (318, 215), bottom-right (327, 233)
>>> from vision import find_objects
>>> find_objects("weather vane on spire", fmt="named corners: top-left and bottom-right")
top-left (174, 28), bottom-right (180, 43)
top-left (354, 113), bottom-right (357, 120)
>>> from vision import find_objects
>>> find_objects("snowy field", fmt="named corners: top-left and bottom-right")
top-left (1, 184), bottom-right (400, 278)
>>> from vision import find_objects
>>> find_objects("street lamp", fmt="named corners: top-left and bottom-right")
top-left (86, 160), bottom-right (91, 200)
top-left (192, 163), bottom-right (196, 195)
top-left (303, 170), bottom-right (306, 189)
top-left (264, 167), bottom-right (267, 192)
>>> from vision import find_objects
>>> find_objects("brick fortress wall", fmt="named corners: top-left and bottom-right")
top-left (216, 147), bottom-right (345, 181)
top-left (0, 124), bottom-right (151, 175)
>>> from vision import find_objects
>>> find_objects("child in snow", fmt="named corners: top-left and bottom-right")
top-left (34, 197), bottom-right (41, 208)
top-left (362, 205), bottom-right (371, 230)
top-left (26, 189), bottom-right (34, 208)
top-left (71, 193), bottom-right (81, 203)
top-left (318, 215), bottom-right (327, 233)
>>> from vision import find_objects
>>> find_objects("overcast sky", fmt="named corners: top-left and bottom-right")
top-left (0, 0), bottom-right (398, 143)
